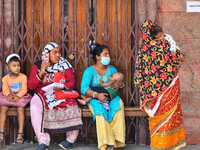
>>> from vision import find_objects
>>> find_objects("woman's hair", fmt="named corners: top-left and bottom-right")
top-left (90, 43), bottom-right (110, 63)
top-left (150, 26), bottom-right (163, 37)
top-left (7, 56), bottom-right (20, 65)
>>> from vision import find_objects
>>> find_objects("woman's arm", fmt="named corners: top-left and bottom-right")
top-left (80, 67), bottom-right (93, 95)
top-left (28, 64), bottom-right (43, 90)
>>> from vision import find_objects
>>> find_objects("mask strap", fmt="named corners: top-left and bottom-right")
top-left (8, 69), bottom-right (19, 76)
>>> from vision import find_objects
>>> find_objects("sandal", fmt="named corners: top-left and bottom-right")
top-left (16, 133), bottom-right (24, 144)
top-left (58, 140), bottom-right (72, 150)
top-left (107, 145), bottom-right (115, 150)
top-left (0, 132), bottom-right (6, 142)
top-left (36, 143), bottom-right (49, 150)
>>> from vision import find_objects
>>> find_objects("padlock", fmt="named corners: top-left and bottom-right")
top-left (68, 52), bottom-right (76, 60)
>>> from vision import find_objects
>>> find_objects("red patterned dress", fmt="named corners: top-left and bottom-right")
top-left (28, 60), bottom-right (83, 133)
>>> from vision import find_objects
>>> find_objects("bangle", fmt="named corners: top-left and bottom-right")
top-left (93, 92), bottom-right (97, 98)
top-left (120, 82), bottom-right (125, 88)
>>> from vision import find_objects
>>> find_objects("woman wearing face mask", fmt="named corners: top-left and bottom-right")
top-left (80, 43), bottom-right (125, 150)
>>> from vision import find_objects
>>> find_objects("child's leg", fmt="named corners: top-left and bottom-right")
top-left (17, 107), bottom-right (25, 142)
top-left (0, 106), bottom-right (9, 139)
top-left (77, 95), bottom-right (93, 105)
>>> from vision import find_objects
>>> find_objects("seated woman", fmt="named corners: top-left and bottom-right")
top-left (80, 43), bottom-right (125, 150)
top-left (28, 42), bottom-right (83, 150)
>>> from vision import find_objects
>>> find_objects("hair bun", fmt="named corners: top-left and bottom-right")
top-left (90, 44), bottom-right (97, 54)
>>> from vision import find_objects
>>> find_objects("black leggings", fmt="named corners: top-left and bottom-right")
top-left (91, 86), bottom-right (111, 101)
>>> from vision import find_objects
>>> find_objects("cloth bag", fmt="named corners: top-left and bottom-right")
top-left (54, 72), bottom-right (79, 100)
top-left (0, 92), bottom-right (31, 107)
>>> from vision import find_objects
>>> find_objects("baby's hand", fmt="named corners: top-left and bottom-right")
top-left (110, 79), bottom-right (117, 84)
top-left (99, 80), bottom-right (104, 85)
top-left (6, 94), bottom-right (14, 102)
top-left (180, 53), bottom-right (185, 62)
top-left (171, 51), bottom-right (176, 56)
top-left (111, 80), bottom-right (123, 91)
top-left (13, 95), bottom-right (20, 103)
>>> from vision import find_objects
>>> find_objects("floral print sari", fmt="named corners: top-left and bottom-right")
top-left (134, 20), bottom-right (186, 150)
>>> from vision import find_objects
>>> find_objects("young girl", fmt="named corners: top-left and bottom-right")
top-left (0, 54), bottom-right (28, 144)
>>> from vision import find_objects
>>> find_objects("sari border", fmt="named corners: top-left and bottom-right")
top-left (35, 93), bottom-right (46, 133)
top-left (154, 123), bottom-right (184, 137)
top-left (150, 103), bottom-right (177, 137)
top-left (151, 139), bottom-right (186, 150)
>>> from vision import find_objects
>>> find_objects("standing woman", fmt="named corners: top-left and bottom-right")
top-left (80, 43), bottom-right (125, 150)
top-left (134, 20), bottom-right (186, 150)
top-left (28, 42), bottom-right (83, 150)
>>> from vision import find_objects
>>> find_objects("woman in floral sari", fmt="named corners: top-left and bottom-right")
top-left (134, 20), bottom-right (186, 150)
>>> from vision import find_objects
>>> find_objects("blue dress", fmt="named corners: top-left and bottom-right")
top-left (81, 65), bottom-right (121, 122)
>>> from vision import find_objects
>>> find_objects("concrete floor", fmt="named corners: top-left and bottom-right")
top-left (2, 142), bottom-right (200, 150)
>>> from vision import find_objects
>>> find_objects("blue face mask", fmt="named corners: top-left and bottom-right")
top-left (8, 69), bottom-right (19, 76)
top-left (100, 57), bottom-right (110, 65)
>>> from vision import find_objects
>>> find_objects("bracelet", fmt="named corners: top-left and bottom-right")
top-left (120, 82), bottom-right (125, 88)
top-left (93, 92), bottom-right (97, 98)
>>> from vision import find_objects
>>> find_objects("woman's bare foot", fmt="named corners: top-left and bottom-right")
top-left (80, 94), bottom-right (87, 100)
top-left (77, 99), bottom-right (87, 105)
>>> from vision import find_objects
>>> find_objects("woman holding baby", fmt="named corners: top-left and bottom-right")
top-left (80, 43), bottom-right (125, 150)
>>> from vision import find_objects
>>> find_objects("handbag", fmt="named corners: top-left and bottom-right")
top-left (54, 72), bottom-right (79, 100)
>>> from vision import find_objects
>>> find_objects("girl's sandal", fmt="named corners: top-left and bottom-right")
top-left (16, 133), bottom-right (24, 144)
top-left (0, 132), bottom-right (6, 141)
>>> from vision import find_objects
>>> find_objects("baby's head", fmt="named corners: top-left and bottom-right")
top-left (110, 72), bottom-right (124, 82)
top-left (6, 54), bottom-right (21, 76)
top-left (150, 26), bottom-right (164, 40)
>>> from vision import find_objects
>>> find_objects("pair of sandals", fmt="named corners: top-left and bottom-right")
top-left (0, 132), bottom-right (24, 144)
top-left (37, 140), bottom-right (72, 150)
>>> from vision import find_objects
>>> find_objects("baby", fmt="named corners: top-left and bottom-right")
top-left (150, 26), bottom-right (180, 56)
top-left (78, 72), bottom-right (124, 110)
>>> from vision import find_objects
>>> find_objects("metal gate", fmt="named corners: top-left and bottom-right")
top-left (0, 0), bottom-right (149, 144)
